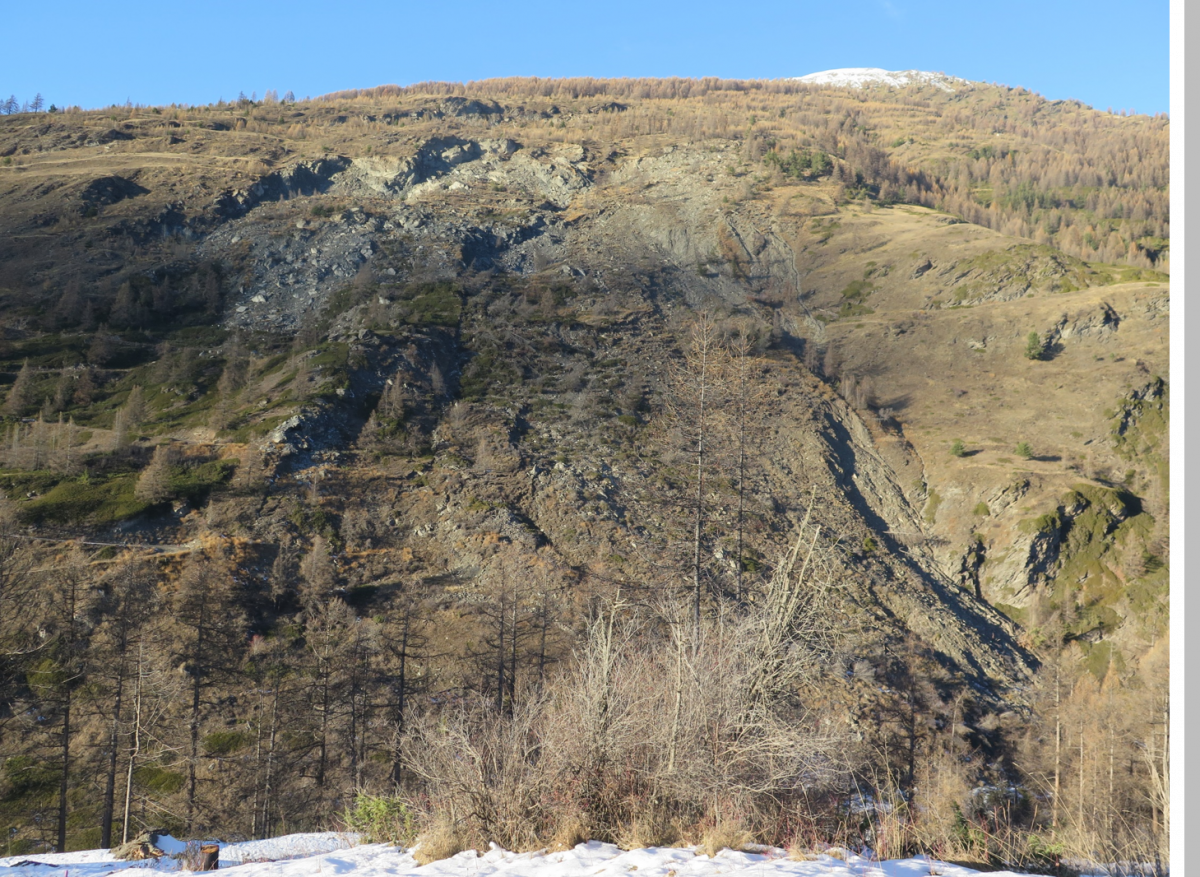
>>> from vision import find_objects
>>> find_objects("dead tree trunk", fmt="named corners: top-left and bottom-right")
top-left (57, 693), bottom-right (71, 852)
top-left (100, 667), bottom-right (124, 848)
top-left (121, 645), bottom-right (144, 845)
top-left (199, 844), bottom-right (219, 870)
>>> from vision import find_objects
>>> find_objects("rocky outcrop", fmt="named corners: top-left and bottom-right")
top-left (212, 156), bottom-right (350, 218)
top-left (80, 174), bottom-right (148, 210)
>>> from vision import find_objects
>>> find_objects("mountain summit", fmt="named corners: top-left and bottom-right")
top-left (794, 67), bottom-right (966, 92)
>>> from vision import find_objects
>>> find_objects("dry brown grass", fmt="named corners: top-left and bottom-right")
top-left (697, 822), bottom-right (755, 857)
top-left (613, 810), bottom-right (681, 851)
top-left (412, 819), bottom-right (468, 865)
top-left (549, 814), bottom-right (591, 852)
top-left (785, 841), bottom-right (821, 862)
top-left (785, 838), bottom-right (850, 862)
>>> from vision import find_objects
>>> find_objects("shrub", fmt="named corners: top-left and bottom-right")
top-left (203, 729), bottom-right (249, 756)
top-left (950, 801), bottom-right (987, 854)
top-left (1014, 441), bottom-right (1034, 459)
top-left (344, 794), bottom-right (419, 846)
top-left (398, 281), bottom-right (462, 327)
top-left (174, 841), bottom-right (220, 872)
top-left (134, 764), bottom-right (186, 794)
top-left (923, 489), bottom-right (942, 523)
top-left (1024, 331), bottom-right (1044, 360)
top-left (613, 808), bottom-right (680, 851)
top-left (2, 755), bottom-right (58, 800)
top-left (950, 439), bottom-right (966, 457)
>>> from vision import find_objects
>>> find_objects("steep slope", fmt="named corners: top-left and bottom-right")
top-left (0, 76), bottom-right (1171, 853)
top-left (0, 84), bottom-right (1170, 682)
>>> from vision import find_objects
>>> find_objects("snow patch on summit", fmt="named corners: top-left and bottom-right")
top-left (793, 68), bottom-right (966, 93)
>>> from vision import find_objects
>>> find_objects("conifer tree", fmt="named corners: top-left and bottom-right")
top-left (663, 313), bottom-right (730, 636)
top-left (0, 527), bottom-right (34, 735)
top-left (88, 326), bottom-right (117, 366)
top-left (112, 386), bottom-right (147, 449)
top-left (297, 598), bottom-right (357, 793)
top-left (135, 443), bottom-right (174, 505)
top-left (168, 547), bottom-right (246, 833)
top-left (73, 367), bottom-right (97, 406)
top-left (300, 535), bottom-right (336, 607)
top-left (210, 337), bottom-right (249, 430)
top-left (5, 360), bottom-right (32, 416)
top-left (49, 367), bottom-right (72, 413)
top-left (93, 556), bottom-right (157, 848)
top-left (28, 549), bottom-right (97, 851)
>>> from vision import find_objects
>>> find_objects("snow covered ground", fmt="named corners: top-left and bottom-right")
top-left (0, 832), bottom-right (1058, 877)
top-left (792, 69), bottom-right (966, 92)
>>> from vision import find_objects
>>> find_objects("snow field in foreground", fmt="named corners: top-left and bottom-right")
top-left (0, 832), bottom-right (1055, 877)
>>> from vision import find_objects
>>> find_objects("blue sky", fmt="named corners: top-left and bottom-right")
top-left (1, 0), bottom-right (1170, 115)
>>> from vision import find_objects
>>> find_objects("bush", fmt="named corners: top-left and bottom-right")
top-left (613, 808), bottom-right (680, 851)
top-left (203, 730), bottom-right (249, 756)
top-left (1014, 441), bottom-right (1034, 459)
top-left (950, 439), bottom-right (966, 457)
top-left (344, 793), bottom-right (419, 846)
top-left (950, 801), bottom-right (987, 854)
top-left (1024, 331), bottom-right (1044, 360)
top-left (398, 282), bottom-right (462, 327)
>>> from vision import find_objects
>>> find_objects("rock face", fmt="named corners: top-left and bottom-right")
top-left (200, 137), bottom-right (595, 332)
top-left (212, 157), bottom-right (351, 218)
